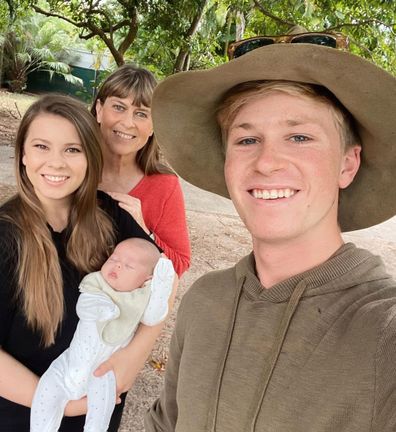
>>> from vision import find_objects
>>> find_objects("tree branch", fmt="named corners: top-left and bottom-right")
top-left (34, 1), bottom-right (141, 66)
top-left (326, 19), bottom-right (395, 31)
top-left (32, 5), bottom-right (85, 28)
top-left (253, 0), bottom-right (295, 27)
top-left (174, 0), bottom-right (208, 73)
top-left (78, 18), bottom-right (130, 34)
top-left (118, 7), bottom-right (138, 55)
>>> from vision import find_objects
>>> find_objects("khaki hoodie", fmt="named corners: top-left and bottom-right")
top-left (145, 243), bottom-right (396, 431)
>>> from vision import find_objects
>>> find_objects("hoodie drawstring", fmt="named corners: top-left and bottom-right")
top-left (249, 280), bottom-right (308, 431)
top-left (207, 275), bottom-right (246, 431)
top-left (207, 277), bottom-right (307, 432)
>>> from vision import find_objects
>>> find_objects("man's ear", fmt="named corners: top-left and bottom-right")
top-left (339, 145), bottom-right (361, 189)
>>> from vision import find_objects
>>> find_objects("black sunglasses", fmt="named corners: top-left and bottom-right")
top-left (228, 32), bottom-right (349, 60)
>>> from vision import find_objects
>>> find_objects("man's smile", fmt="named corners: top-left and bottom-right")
top-left (250, 188), bottom-right (297, 200)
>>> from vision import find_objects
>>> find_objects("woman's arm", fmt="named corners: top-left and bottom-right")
top-left (110, 175), bottom-right (191, 276)
top-left (141, 177), bottom-right (191, 277)
top-left (0, 225), bottom-right (41, 408)
top-left (0, 348), bottom-right (39, 407)
top-left (94, 275), bottom-right (179, 396)
top-left (0, 348), bottom-right (87, 416)
top-left (0, 221), bottom-right (87, 418)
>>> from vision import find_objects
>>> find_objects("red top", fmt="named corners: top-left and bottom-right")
top-left (129, 174), bottom-right (190, 276)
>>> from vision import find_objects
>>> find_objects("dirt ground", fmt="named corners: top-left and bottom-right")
top-left (0, 109), bottom-right (21, 146)
top-left (1, 91), bottom-right (395, 431)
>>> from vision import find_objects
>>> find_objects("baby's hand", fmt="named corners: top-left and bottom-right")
top-left (141, 258), bottom-right (175, 326)
top-left (152, 257), bottom-right (175, 286)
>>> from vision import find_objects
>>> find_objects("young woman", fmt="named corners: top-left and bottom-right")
top-left (91, 64), bottom-right (191, 278)
top-left (0, 94), bottom-right (154, 431)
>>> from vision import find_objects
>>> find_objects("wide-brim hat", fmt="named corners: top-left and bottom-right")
top-left (152, 44), bottom-right (396, 231)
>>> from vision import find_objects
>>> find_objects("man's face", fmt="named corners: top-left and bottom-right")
top-left (224, 92), bottom-right (360, 246)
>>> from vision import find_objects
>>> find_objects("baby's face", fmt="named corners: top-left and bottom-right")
top-left (101, 242), bottom-right (151, 292)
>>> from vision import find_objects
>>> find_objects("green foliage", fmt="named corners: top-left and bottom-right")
top-left (0, 4), bottom-right (10, 33)
top-left (8, 0), bottom-right (396, 80)
top-left (235, 0), bottom-right (396, 74)
top-left (1, 12), bottom-right (83, 92)
top-left (139, 0), bottom-right (396, 75)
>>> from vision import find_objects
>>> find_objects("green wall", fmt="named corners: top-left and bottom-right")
top-left (26, 66), bottom-right (104, 103)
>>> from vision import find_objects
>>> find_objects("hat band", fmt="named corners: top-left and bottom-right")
top-left (228, 32), bottom-right (349, 59)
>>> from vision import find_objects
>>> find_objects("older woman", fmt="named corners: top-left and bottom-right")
top-left (91, 65), bottom-right (190, 277)
top-left (90, 65), bottom-right (191, 429)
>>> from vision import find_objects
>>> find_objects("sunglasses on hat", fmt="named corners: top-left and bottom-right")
top-left (227, 32), bottom-right (349, 60)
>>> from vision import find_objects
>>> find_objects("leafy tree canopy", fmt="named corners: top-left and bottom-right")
top-left (10, 0), bottom-right (396, 77)
top-left (243, 0), bottom-right (396, 74)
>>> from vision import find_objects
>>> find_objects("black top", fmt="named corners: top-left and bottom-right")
top-left (0, 190), bottom-right (154, 431)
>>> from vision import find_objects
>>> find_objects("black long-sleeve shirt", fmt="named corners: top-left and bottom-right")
top-left (0, 191), bottom-right (153, 431)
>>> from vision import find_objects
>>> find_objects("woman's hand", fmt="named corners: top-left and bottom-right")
top-left (107, 191), bottom-right (150, 234)
top-left (94, 348), bottom-right (143, 404)
top-left (93, 320), bottom-right (167, 401)
top-left (64, 396), bottom-right (88, 417)
top-left (93, 345), bottom-right (141, 402)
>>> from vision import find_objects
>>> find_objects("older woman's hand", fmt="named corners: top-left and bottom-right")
top-left (107, 191), bottom-right (150, 234)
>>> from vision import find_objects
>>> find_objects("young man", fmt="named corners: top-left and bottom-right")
top-left (145, 39), bottom-right (396, 431)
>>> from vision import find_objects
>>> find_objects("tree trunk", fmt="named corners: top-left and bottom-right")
top-left (102, 41), bottom-right (125, 66)
top-left (173, 0), bottom-right (208, 73)
top-left (174, 50), bottom-right (188, 73)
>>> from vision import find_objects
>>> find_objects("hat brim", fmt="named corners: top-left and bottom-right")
top-left (152, 44), bottom-right (396, 231)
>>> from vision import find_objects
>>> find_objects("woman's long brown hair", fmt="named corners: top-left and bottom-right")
top-left (91, 64), bottom-right (173, 175)
top-left (0, 95), bottom-right (115, 347)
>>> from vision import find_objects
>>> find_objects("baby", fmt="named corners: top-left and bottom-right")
top-left (30, 238), bottom-right (174, 432)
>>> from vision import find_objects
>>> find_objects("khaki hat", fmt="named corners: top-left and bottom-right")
top-left (152, 44), bottom-right (396, 231)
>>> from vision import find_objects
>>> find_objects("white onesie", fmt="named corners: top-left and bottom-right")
top-left (30, 257), bottom-right (174, 432)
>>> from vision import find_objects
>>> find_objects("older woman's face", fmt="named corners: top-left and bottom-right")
top-left (96, 95), bottom-right (153, 158)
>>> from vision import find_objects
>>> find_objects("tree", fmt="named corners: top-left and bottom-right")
top-left (134, 0), bottom-right (229, 76)
top-left (144, 0), bottom-right (396, 76)
top-left (242, 0), bottom-right (396, 74)
top-left (172, 0), bottom-right (209, 73)
top-left (27, 0), bottom-right (396, 77)
top-left (0, 0), bottom-right (26, 87)
top-left (32, 0), bottom-right (147, 67)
